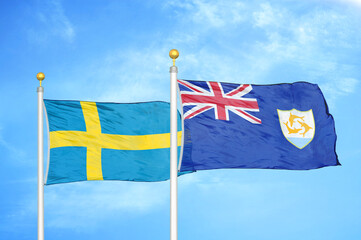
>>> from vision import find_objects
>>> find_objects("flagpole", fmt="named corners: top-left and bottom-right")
top-left (169, 49), bottom-right (179, 240)
top-left (37, 72), bottom-right (45, 240)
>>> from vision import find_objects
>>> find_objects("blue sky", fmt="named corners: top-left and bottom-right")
top-left (1, 0), bottom-right (361, 239)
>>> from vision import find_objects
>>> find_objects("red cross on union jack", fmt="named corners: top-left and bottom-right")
top-left (178, 79), bottom-right (262, 124)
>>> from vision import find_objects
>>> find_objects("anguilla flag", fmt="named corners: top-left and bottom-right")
top-left (44, 100), bottom-right (182, 185)
top-left (177, 79), bottom-right (339, 172)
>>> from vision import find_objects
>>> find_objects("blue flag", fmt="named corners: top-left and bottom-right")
top-left (44, 100), bottom-right (182, 185)
top-left (178, 79), bottom-right (339, 171)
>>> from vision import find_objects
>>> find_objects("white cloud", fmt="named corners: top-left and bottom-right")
top-left (0, 127), bottom-right (26, 161)
top-left (90, 48), bottom-right (172, 103)
top-left (56, 0), bottom-right (360, 107)
top-left (29, 0), bottom-right (75, 43)
top-left (253, 2), bottom-right (283, 28)
top-left (332, 0), bottom-right (361, 7)
top-left (340, 78), bottom-right (359, 93)
top-left (3, 179), bottom-right (169, 232)
top-left (42, 1), bottom-right (360, 111)
top-left (162, 1), bottom-right (359, 89)
top-left (44, 181), bottom-right (168, 229)
top-left (165, 0), bottom-right (246, 28)
top-left (320, 77), bottom-right (359, 107)
top-left (248, 2), bottom-right (361, 102)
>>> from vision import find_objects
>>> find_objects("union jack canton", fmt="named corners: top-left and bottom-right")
top-left (178, 79), bottom-right (262, 124)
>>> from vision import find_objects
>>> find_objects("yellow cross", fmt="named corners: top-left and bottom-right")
top-left (49, 101), bottom-right (182, 180)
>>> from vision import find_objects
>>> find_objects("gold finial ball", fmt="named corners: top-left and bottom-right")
top-left (169, 49), bottom-right (179, 60)
top-left (36, 72), bottom-right (45, 81)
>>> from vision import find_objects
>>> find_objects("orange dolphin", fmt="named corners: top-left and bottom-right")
top-left (289, 113), bottom-right (304, 126)
top-left (283, 121), bottom-right (302, 134)
top-left (298, 120), bottom-right (313, 137)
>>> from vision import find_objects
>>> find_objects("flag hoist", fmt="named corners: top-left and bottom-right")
top-left (169, 49), bottom-right (179, 240)
top-left (37, 72), bottom-right (45, 240)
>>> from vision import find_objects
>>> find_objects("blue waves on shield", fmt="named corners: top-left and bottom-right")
top-left (44, 100), bottom-right (183, 185)
top-left (178, 80), bottom-right (339, 171)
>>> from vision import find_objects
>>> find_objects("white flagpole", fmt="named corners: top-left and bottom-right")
top-left (37, 72), bottom-right (45, 240)
top-left (169, 49), bottom-right (179, 240)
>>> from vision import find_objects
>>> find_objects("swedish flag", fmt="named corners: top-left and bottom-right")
top-left (44, 100), bottom-right (182, 185)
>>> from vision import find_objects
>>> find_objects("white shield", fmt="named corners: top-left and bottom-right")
top-left (277, 109), bottom-right (315, 149)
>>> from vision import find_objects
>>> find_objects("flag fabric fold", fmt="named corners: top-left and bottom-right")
top-left (177, 79), bottom-right (339, 172)
top-left (44, 100), bottom-right (182, 185)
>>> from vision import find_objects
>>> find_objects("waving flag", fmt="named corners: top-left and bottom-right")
top-left (44, 100), bottom-right (182, 185)
top-left (178, 79), bottom-right (339, 171)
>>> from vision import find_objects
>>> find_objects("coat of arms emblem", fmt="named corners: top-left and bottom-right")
top-left (277, 109), bottom-right (315, 149)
